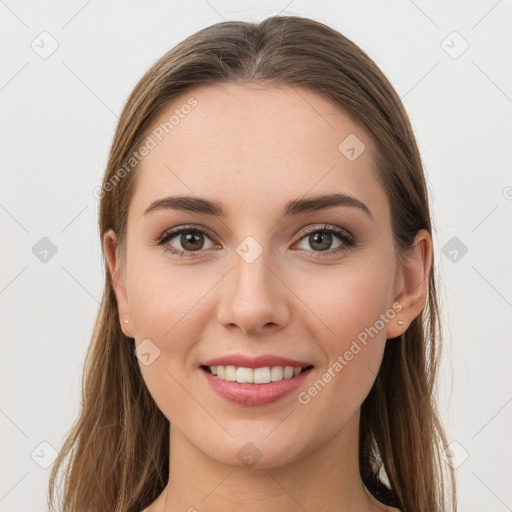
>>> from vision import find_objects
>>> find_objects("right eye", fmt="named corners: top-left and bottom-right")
top-left (156, 226), bottom-right (218, 258)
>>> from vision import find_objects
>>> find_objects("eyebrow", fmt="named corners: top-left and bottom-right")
top-left (143, 192), bottom-right (374, 222)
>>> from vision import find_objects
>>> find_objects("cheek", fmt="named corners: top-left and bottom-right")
top-left (125, 254), bottom-right (218, 420)
top-left (126, 250), bottom-right (213, 346)
top-left (294, 262), bottom-right (393, 406)
top-left (296, 260), bottom-right (394, 346)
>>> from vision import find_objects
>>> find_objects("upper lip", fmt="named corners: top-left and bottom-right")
top-left (201, 354), bottom-right (313, 369)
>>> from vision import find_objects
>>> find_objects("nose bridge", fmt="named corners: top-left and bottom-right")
top-left (234, 239), bottom-right (272, 294)
top-left (216, 232), bottom-right (289, 333)
top-left (232, 234), bottom-right (277, 306)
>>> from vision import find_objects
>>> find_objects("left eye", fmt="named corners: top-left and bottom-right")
top-left (295, 229), bottom-right (347, 253)
top-left (293, 224), bottom-right (355, 257)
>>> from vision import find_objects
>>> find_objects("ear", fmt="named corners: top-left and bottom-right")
top-left (103, 229), bottom-right (134, 338)
top-left (386, 229), bottom-right (432, 339)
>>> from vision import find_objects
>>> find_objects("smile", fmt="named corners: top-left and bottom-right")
top-left (200, 364), bottom-right (315, 406)
top-left (201, 364), bottom-right (313, 384)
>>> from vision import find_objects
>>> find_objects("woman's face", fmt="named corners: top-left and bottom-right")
top-left (106, 83), bottom-right (409, 468)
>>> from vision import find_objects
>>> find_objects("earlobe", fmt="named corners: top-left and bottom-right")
top-left (102, 229), bottom-right (134, 337)
top-left (386, 229), bottom-right (432, 339)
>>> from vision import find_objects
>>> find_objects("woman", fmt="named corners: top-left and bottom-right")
top-left (48, 15), bottom-right (457, 512)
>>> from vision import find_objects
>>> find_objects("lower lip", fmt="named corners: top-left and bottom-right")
top-left (200, 366), bottom-right (314, 406)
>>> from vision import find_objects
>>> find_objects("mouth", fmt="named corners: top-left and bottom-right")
top-left (200, 364), bottom-right (314, 384)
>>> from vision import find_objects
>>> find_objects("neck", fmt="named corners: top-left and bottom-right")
top-left (156, 409), bottom-right (383, 512)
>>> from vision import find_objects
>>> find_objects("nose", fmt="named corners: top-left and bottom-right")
top-left (216, 249), bottom-right (290, 335)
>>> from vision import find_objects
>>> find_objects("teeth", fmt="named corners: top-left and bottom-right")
top-left (207, 365), bottom-right (307, 384)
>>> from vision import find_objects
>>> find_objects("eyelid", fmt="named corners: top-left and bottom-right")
top-left (156, 224), bottom-right (219, 245)
top-left (294, 224), bottom-right (354, 244)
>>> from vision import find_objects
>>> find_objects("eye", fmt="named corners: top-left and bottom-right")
top-left (293, 224), bottom-right (355, 258)
top-left (155, 223), bottom-right (355, 259)
top-left (155, 226), bottom-right (217, 258)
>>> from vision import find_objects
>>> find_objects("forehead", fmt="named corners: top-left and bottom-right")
top-left (129, 83), bottom-right (389, 225)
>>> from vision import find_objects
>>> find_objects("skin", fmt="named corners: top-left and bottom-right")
top-left (103, 83), bottom-right (431, 512)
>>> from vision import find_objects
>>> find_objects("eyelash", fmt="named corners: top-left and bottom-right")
top-left (155, 224), bottom-right (356, 259)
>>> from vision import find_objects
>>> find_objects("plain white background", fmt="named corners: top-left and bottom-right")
top-left (1, 1), bottom-right (511, 511)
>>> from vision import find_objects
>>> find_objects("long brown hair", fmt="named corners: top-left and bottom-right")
top-left (48, 15), bottom-right (456, 512)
